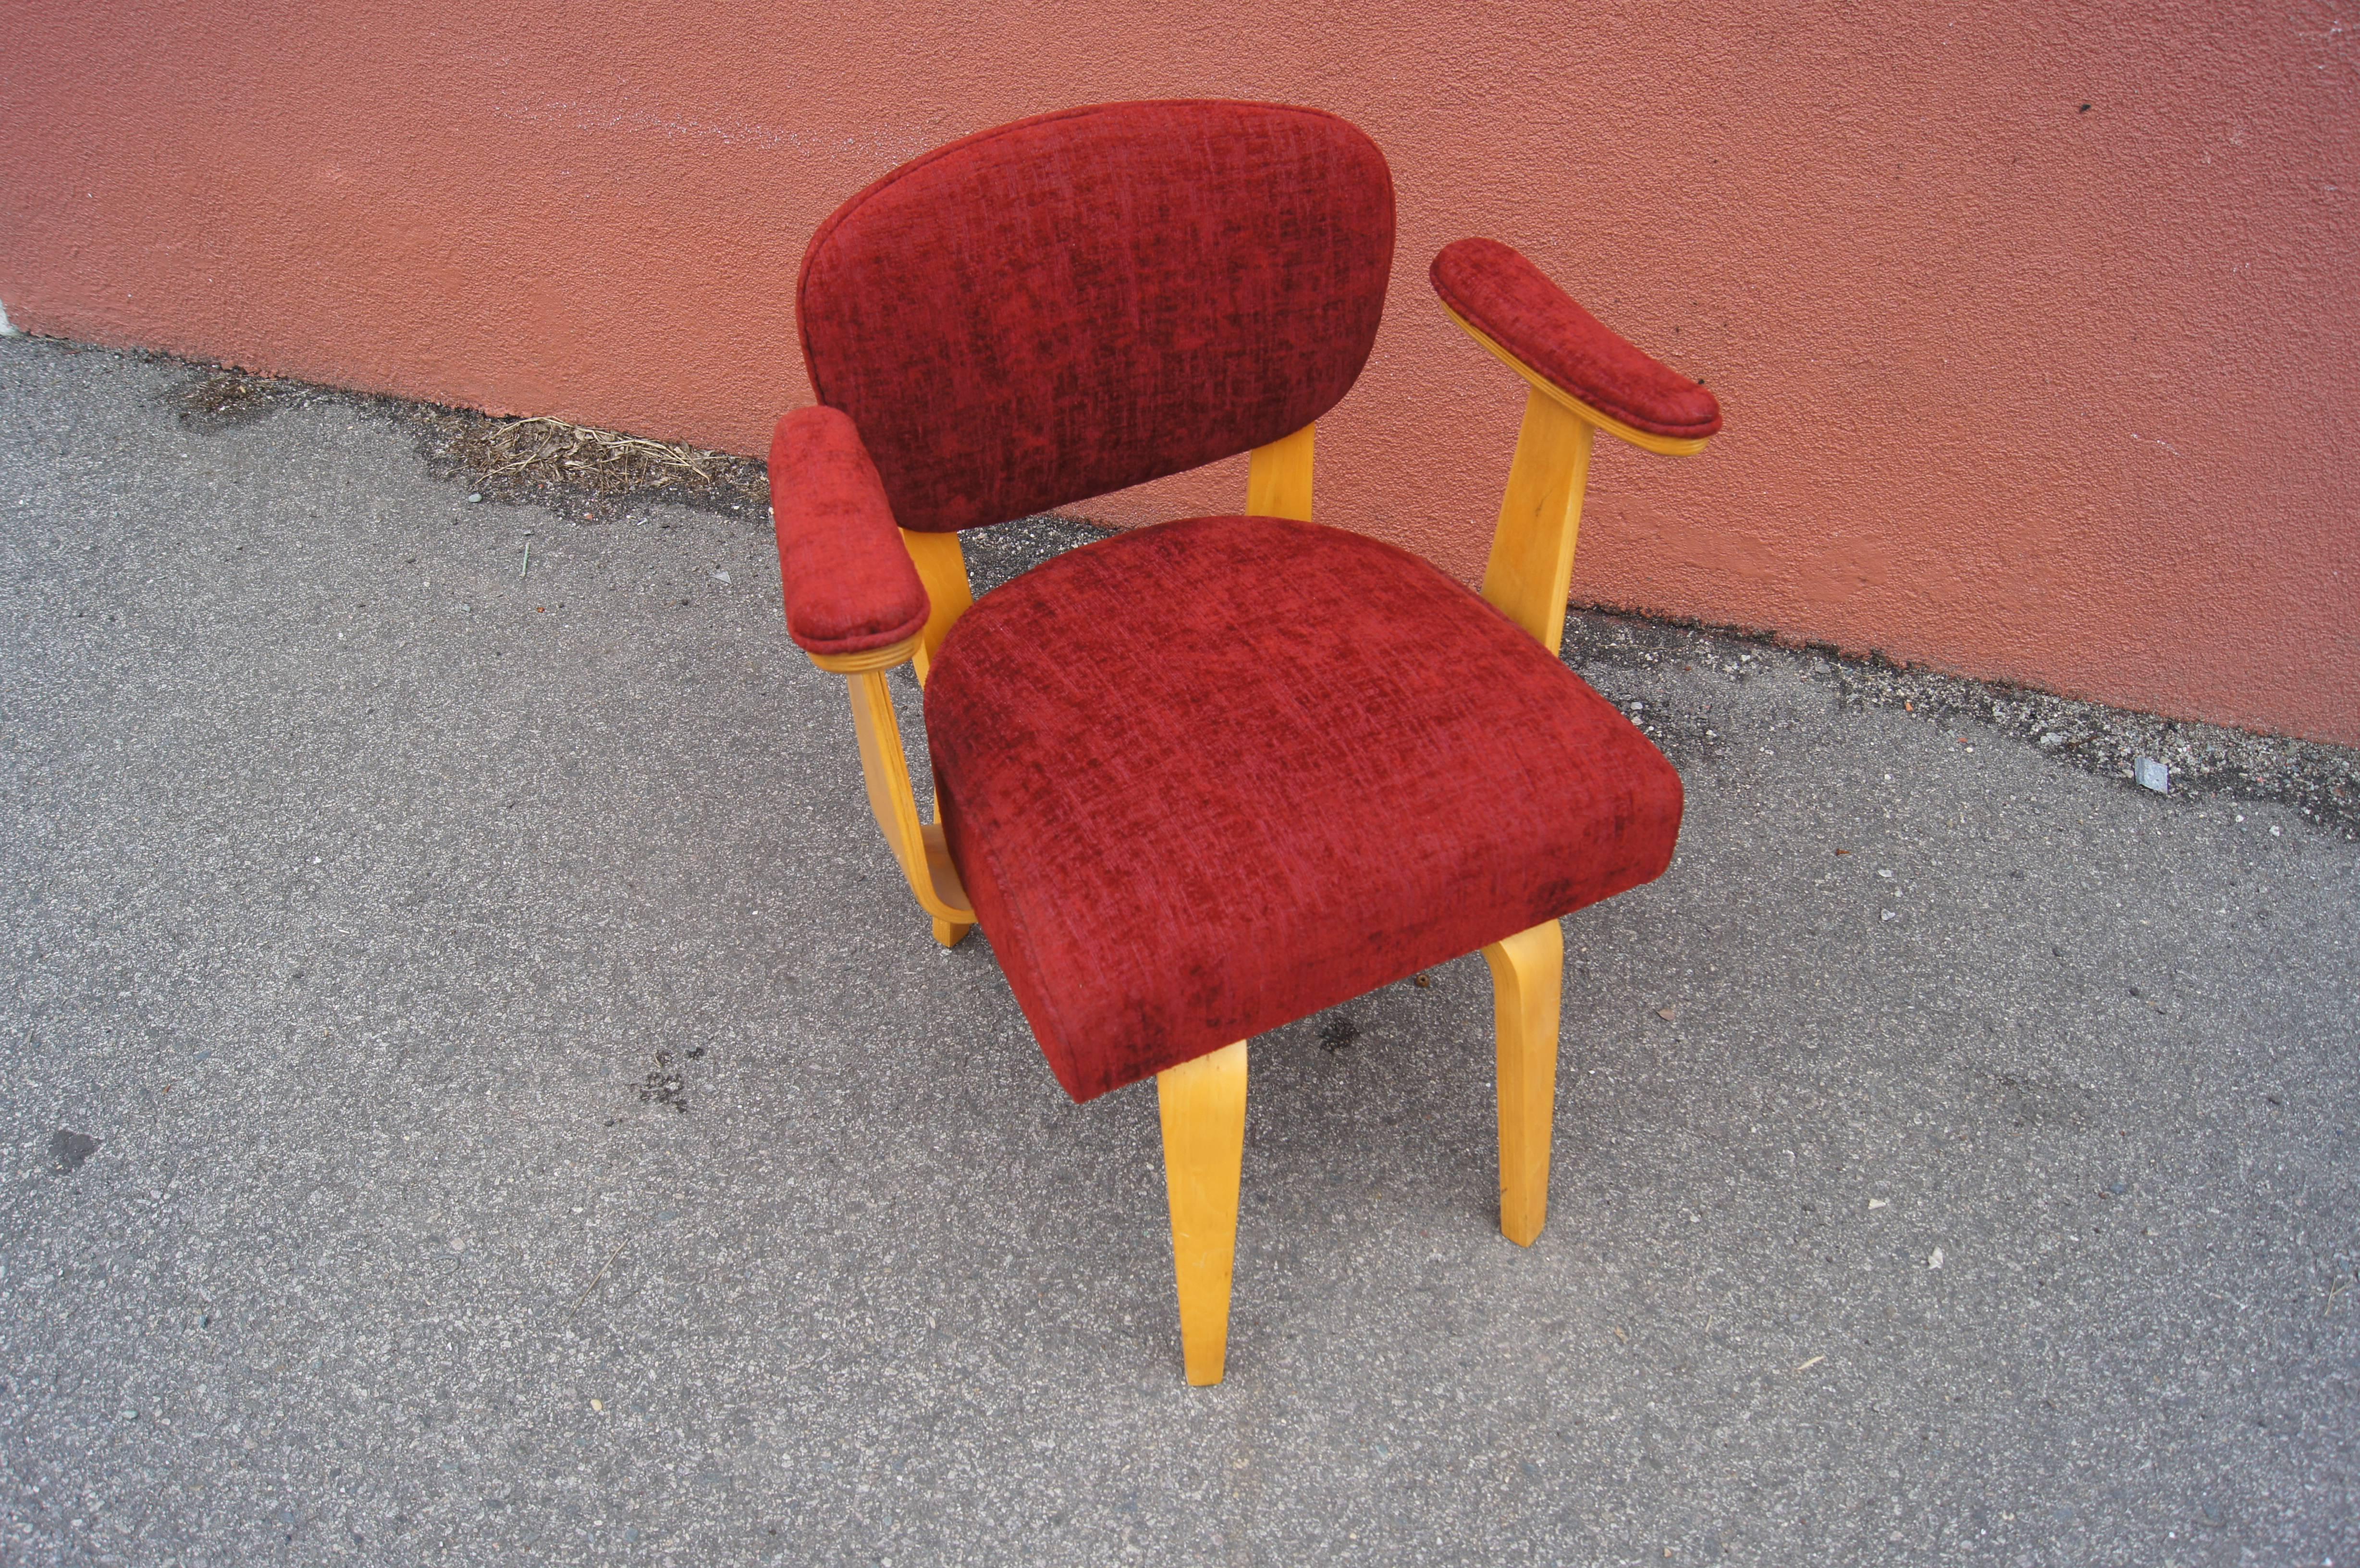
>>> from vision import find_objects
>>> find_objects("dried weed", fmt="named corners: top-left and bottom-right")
top-left (173, 368), bottom-right (307, 429)
top-left (425, 412), bottom-right (755, 499)
top-left (407, 408), bottom-right (768, 521)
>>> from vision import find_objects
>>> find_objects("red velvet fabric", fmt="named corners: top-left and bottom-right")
top-left (769, 406), bottom-right (929, 656)
top-left (925, 516), bottom-right (1685, 1102)
top-left (1430, 238), bottom-right (1721, 440)
top-left (798, 101), bottom-right (1394, 533)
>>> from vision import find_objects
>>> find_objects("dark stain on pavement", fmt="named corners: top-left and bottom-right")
top-left (49, 1129), bottom-right (99, 1173)
top-left (638, 1051), bottom-right (690, 1113)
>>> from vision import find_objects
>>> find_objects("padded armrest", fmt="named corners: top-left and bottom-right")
top-left (1430, 238), bottom-right (1721, 441)
top-left (770, 406), bottom-right (931, 659)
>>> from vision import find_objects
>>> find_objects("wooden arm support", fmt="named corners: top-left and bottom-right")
top-left (803, 525), bottom-right (986, 945)
top-left (810, 632), bottom-right (978, 938)
top-left (1447, 305), bottom-right (1710, 655)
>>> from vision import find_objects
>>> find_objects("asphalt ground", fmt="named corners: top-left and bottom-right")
top-left (2, 335), bottom-right (2355, 1567)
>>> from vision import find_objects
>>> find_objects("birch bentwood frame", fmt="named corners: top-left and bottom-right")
top-left (767, 100), bottom-right (1721, 1384)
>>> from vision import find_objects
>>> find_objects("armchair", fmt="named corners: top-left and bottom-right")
top-left (769, 101), bottom-right (1721, 1384)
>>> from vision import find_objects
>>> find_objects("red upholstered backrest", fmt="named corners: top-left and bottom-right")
top-left (797, 101), bottom-right (1395, 533)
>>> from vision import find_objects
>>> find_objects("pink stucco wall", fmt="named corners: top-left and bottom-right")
top-left (5, 2), bottom-right (2353, 742)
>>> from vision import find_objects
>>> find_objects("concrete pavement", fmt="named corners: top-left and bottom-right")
top-left (2, 336), bottom-right (2355, 1566)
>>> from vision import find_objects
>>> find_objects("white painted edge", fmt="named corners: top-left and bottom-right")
top-left (0, 296), bottom-right (15, 336)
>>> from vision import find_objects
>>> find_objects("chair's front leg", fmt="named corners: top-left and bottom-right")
top-left (1157, 1040), bottom-right (1249, 1385)
top-left (1483, 919), bottom-right (1565, 1246)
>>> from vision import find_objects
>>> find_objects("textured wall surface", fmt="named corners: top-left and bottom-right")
top-left (5, 1), bottom-right (2354, 741)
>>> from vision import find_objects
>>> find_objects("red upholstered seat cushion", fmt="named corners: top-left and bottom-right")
top-left (799, 101), bottom-right (1394, 533)
top-left (924, 516), bottom-right (1684, 1102)
top-left (769, 407), bottom-right (929, 657)
top-left (1430, 238), bottom-right (1721, 440)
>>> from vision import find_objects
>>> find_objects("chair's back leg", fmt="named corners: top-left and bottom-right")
top-left (1483, 919), bottom-right (1565, 1246)
top-left (1156, 1039), bottom-right (1249, 1385)
top-left (1246, 423), bottom-right (1315, 522)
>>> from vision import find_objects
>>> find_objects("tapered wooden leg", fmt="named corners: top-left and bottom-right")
top-left (1245, 423), bottom-right (1315, 522)
top-left (930, 915), bottom-right (971, 948)
top-left (1157, 1040), bottom-right (1248, 1385)
top-left (1483, 919), bottom-right (1565, 1247)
